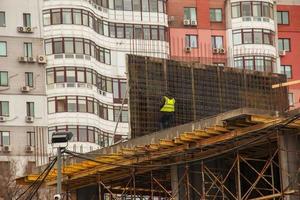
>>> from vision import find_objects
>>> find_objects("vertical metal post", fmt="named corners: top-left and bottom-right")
top-left (237, 153), bottom-right (242, 200)
top-left (201, 161), bottom-right (206, 200)
top-left (185, 164), bottom-right (191, 200)
top-left (57, 147), bottom-right (62, 195)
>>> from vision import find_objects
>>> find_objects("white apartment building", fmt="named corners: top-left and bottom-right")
top-left (0, 0), bottom-right (48, 186)
top-left (42, 0), bottom-right (169, 154)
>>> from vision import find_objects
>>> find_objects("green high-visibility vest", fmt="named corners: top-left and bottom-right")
top-left (160, 96), bottom-right (175, 112)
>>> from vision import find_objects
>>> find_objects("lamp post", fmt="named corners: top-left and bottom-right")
top-left (51, 131), bottom-right (73, 199)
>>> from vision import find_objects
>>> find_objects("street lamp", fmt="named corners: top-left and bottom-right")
top-left (51, 131), bottom-right (73, 199)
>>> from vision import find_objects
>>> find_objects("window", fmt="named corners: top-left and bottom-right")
top-left (62, 9), bottom-right (72, 24)
top-left (149, 0), bottom-right (158, 12)
top-left (124, 0), bottom-right (133, 11)
top-left (115, 0), bottom-right (123, 10)
top-left (184, 8), bottom-right (197, 21)
top-left (64, 38), bottom-right (74, 53)
top-left (53, 38), bottom-right (63, 54)
top-left (73, 9), bottom-right (82, 25)
top-left (281, 65), bottom-right (292, 79)
top-left (288, 93), bottom-right (294, 106)
top-left (0, 132), bottom-right (10, 146)
top-left (142, 0), bottom-right (149, 12)
top-left (234, 56), bottom-right (274, 72)
top-left (51, 9), bottom-right (61, 25)
top-left (277, 11), bottom-right (289, 25)
top-left (231, 3), bottom-right (240, 18)
top-left (278, 38), bottom-right (290, 51)
top-left (253, 2), bottom-right (262, 17)
top-left (233, 29), bottom-right (274, 45)
top-left (232, 2), bottom-right (273, 19)
top-left (25, 72), bottom-right (33, 87)
top-left (0, 101), bottom-right (9, 116)
top-left (24, 43), bottom-right (33, 57)
top-left (211, 36), bottom-right (223, 48)
top-left (27, 131), bottom-right (35, 146)
top-left (233, 30), bottom-right (242, 45)
top-left (0, 12), bottom-right (5, 27)
top-left (26, 102), bottom-right (34, 117)
top-left (23, 13), bottom-right (31, 27)
top-left (241, 2), bottom-right (251, 16)
top-left (185, 35), bottom-right (198, 48)
top-left (0, 71), bottom-right (8, 87)
top-left (0, 41), bottom-right (7, 56)
top-left (133, 0), bottom-right (141, 11)
top-left (210, 9), bottom-right (222, 22)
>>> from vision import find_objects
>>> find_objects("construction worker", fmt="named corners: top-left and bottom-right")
top-left (160, 92), bottom-right (175, 129)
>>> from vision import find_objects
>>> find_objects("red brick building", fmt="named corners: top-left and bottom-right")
top-left (167, 0), bottom-right (300, 109)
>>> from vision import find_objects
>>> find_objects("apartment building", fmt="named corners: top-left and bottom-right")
top-left (168, 0), bottom-right (278, 72)
top-left (43, 0), bottom-right (169, 154)
top-left (0, 0), bottom-right (48, 184)
top-left (277, 0), bottom-right (300, 108)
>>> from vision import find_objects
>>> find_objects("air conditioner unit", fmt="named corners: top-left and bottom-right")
top-left (18, 56), bottom-right (27, 62)
top-left (25, 116), bottom-right (34, 123)
top-left (25, 27), bottom-right (33, 33)
top-left (37, 55), bottom-right (47, 64)
top-left (17, 26), bottom-right (33, 33)
top-left (279, 50), bottom-right (286, 56)
top-left (2, 145), bottom-right (11, 152)
top-left (218, 48), bottom-right (226, 54)
top-left (21, 86), bottom-right (30, 92)
top-left (185, 47), bottom-right (191, 53)
top-left (212, 48), bottom-right (219, 54)
top-left (0, 116), bottom-right (7, 122)
top-left (183, 19), bottom-right (191, 26)
top-left (25, 145), bottom-right (34, 153)
top-left (27, 57), bottom-right (36, 63)
top-left (17, 26), bottom-right (24, 32)
top-left (168, 16), bottom-right (175, 22)
top-left (190, 20), bottom-right (198, 26)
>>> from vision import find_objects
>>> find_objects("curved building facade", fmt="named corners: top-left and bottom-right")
top-left (227, 0), bottom-right (278, 72)
top-left (42, 0), bottom-right (169, 154)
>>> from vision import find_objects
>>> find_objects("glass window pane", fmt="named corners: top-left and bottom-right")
top-left (56, 70), bottom-right (64, 83)
top-left (43, 12), bottom-right (51, 26)
top-left (282, 12), bottom-right (289, 24)
top-left (75, 39), bottom-right (84, 54)
top-left (158, 0), bottom-right (164, 13)
top-left (45, 40), bottom-right (52, 55)
top-left (242, 2), bottom-right (251, 16)
top-left (0, 42), bottom-right (7, 56)
top-left (78, 98), bottom-right (86, 112)
top-left (66, 69), bottom-right (75, 82)
top-left (113, 81), bottom-right (119, 98)
top-left (0, 72), bottom-right (8, 86)
top-left (245, 57), bottom-right (254, 70)
top-left (133, 0), bottom-right (141, 11)
top-left (48, 100), bottom-right (55, 113)
top-left (115, 0), bottom-right (123, 10)
top-left (0, 12), bottom-right (6, 27)
top-left (79, 127), bottom-right (87, 142)
top-left (53, 39), bottom-right (63, 54)
top-left (56, 98), bottom-right (66, 112)
top-left (278, 39), bottom-right (283, 51)
top-left (254, 30), bottom-right (262, 44)
top-left (82, 12), bottom-right (88, 26)
top-left (284, 39), bottom-right (290, 51)
top-left (243, 30), bottom-right (252, 44)
top-left (134, 25), bottom-right (143, 39)
top-left (190, 35), bottom-right (198, 48)
top-left (142, 0), bottom-right (149, 11)
top-left (67, 98), bottom-right (76, 112)
top-left (116, 24), bottom-right (124, 38)
top-left (62, 9), bottom-right (72, 24)
top-left (109, 23), bottom-right (116, 38)
top-left (144, 26), bottom-right (151, 40)
top-left (125, 25), bottom-right (133, 39)
top-left (149, 0), bottom-right (158, 12)
top-left (73, 10), bottom-right (82, 25)
top-left (2, 132), bottom-right (10, 145)
top-left (253, 3), bottom-right (262, 17)
top-left (124, 0), bottom-right (132, 11)
top-left (52, 9), bottom-right (61, 24)
top-left (232, 4), bottom-right (240, 18)
top-left (64, 38), bottom-right (74, 53)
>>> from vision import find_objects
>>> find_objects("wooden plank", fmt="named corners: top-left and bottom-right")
top-left (272, 79), bottom-right (300, 88)
top-left (159, 139), bottom-right (176, 147)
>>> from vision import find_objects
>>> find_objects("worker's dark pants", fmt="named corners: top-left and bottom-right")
top-left (160, 112), bottom-right (174, 130)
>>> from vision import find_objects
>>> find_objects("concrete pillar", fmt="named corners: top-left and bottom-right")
top-left (278, 133), bottom-right (300, 200)
top-left (170, 165), bottom-right (179, 200)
